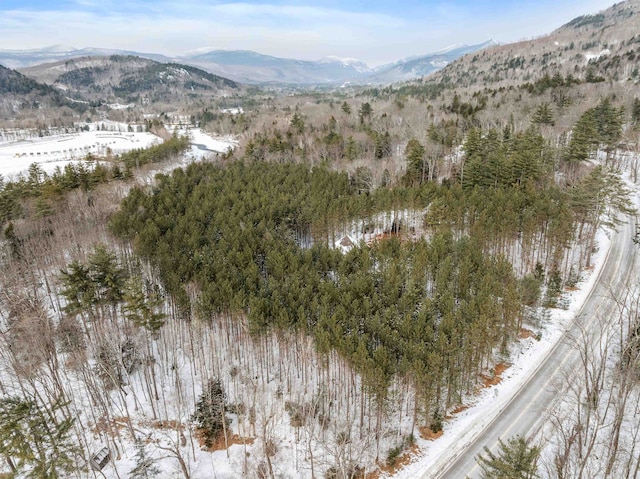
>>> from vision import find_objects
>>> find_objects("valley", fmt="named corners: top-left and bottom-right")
top-left (1, 1), bottom-right (640, 479)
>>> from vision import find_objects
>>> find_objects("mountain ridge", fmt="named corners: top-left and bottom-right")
top-left (418, 0), bottom-right (640, 90)
top-left (2, 42), bottom-right (494, 85)
top-left (18, 55), bottom-right (239, 105)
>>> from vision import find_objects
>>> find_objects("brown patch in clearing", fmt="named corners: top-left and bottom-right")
top-left (519, 328), bottom-right (534, 339)
top-left (450, 404), bottom-right (469, 415)
top-left (195, 429), bottom-right (255, 452)
top-left (480, 362), bottom-right (509, 388)
top-left (365, 444), bottom-right (420, 478)
top-left (419, 426), bottom-right (444, 441)
top-left (138, 419), bottom-right (185, 432)
top-left (91, 416), bottom-right (129, 437)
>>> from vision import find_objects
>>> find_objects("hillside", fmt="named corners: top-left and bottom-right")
top-left (0, 64), bottom-right (81, 118)
top-left (368, 41), bottom-right (496, 83)
top-left (424, 0), bottom-right (640, 89)
top-left (20, 55), bottom-right (239, 104)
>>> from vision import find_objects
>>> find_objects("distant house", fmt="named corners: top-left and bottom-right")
top-left (339, 236), bottom-right (354, 248)
top-left (336, 235), bottom-right (355, 252)
top-left (90, 447), bottom-right (111, 471)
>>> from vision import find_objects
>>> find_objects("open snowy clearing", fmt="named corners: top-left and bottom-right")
top-left (174, 127), bottom-right (237, 160)
top-left (0, 129), bottom-right (160, 179)
top-left (0, 125), bottom-right (237, 180)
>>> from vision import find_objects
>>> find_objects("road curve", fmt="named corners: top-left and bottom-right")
top-left (426, 218), bottom-right (638, 479)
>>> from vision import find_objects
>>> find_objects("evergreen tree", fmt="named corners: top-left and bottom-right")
top-left (358, 102), bottom-right (372, 124)
top-left (632, 98), bottom-right (640, 128)
top-left (3, 221), bottom-right (22, 260)
top-left (592, 98), bottom-right (623, 158)
top-left (123, 276), bottom-right (166, 333)
top-left (405, 138), bottom-right (426, 185)
top-left (373, 130), bottom-right (391, 159)
top-left (129, 440), bottom-right (160, 479)
top-left (0, 396), bottom-right (79, 478)
top-left (566, 110), bottom-right (598, 164)
top-left (476, 436), bottom-right (540, 479)
top-left (344, 136), bottom-right (358, 161)
top-left (60, 244), bottom-right (127, 316)
top-left (531, 103), bottom-right (554, 126)
top-left (27, 163), bottom-right (46, 192)
top-left (290, 113), bottom-right (305, 134)
top-left (192, 379), bottom-right (230, 448)
top-left (59, 260), bottom-right (94, 315)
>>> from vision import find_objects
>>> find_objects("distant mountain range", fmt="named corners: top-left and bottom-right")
top-left (0, 45), bottom-right (171, 69)
top-left (0, 41), bottom-right (495, 85)
top-left (178, 49), bottom-right (373, 84)
top-left (366, 41), bottom-right (497, 83)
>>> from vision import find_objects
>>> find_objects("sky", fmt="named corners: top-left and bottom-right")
top-left (1, 0), bottom-right (618, 66)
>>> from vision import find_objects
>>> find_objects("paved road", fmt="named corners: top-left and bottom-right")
top-left (426, 218), bottom-right (638, 479)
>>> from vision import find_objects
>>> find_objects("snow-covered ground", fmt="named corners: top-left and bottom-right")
top-left (0, 128), bottom-right (160, 179)
top-left (584, 49), bottom-right (611, 62)
top-left (221, 107), bottom-right (244, 115)
top-left (0, 135), bottom-right (633, 478)
top-left (177, 127), bottom-right (237, 159)
top-left (0, 125), bottom-right (237, 180)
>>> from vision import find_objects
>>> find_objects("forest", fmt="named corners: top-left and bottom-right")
top-left (1, 12), bottom-right (640, 476)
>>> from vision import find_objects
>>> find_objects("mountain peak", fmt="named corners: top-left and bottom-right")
top-left (317, 56), bottom-right (371, 73)
top-left (42, 44), bottom-right (76, 53)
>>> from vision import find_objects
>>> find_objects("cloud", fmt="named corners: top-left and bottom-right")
top-left (0, 2), bottom-right (410, 63)
top-left (0, 0), bottom-right (619, 66)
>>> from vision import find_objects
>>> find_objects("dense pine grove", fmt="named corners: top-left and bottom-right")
top-left (108, 136), bottom-right (597, 415)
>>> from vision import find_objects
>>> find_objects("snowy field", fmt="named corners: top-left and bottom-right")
top-left (0, 125), bottom-right (237, 180)
top-left (176, 127), bottom-right (237, 160)
top-left (0, 129), bottom-right (160, 179)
